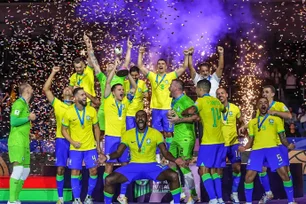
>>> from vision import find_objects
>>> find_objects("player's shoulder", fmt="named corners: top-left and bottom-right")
top-left (148, 127), bottom-right (162, 135)
top-left (229, 102), bottom-right (240, 111)
top-left (12, 98), bottom-right (25, 107)
top-left (275, 101), bottom-right (289, 111)
top-left (249, 118), bottom-right (257, 125)
top-left (70, 72), bottom-right (77, 78)
top-left (124, 128), bottom-right (135, 136)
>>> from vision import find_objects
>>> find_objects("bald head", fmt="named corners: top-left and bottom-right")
top-left (216, 87), bottom-right (228, 104)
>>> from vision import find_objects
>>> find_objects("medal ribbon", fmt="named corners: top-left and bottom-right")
top-left (268, 100), bottom-right (275, 110)
top-left (74, 105), bottom-right (85, 127)
top-left (223, 103), bottom-right (230, 121)
top-left (258, 114), bottom-right (269, 131)
top-left (207, 75), bottom-right (211, 81)
top-left (171, 94), bottom-right (184, 109)
top-left (76, 74), bottom-right (85, 86)
top-left (202, 93), bottom-right (210, 97)
top-left (136, 127), bottom-right (149, 152)
top-left (155, 74), bottom-right (166, 88)
top-left (115, 100), bottom-right (123, 118)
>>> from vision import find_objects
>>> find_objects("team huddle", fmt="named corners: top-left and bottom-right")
top-left (7, 33), bottom-right (296, 204)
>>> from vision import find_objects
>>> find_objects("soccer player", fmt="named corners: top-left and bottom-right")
top-left (239, 97), bottom-right (295, 204)
top-left (61, 87), bottom-right (101, 204)
top-left (124, 66), bottom-right (148, 130)
top-left (216, 87), bottom-right (244, 203)
top-left (188, 46), bottom-right (224, 97)
top-left (99, 110), bottom-right (185, 204)
top-left (182, 79), bottom-right (225, 204)
top-left (43, 66), bottom-right (73, 204)
top-left (253, 85), bottom-right (292, 203)
top-left (103, 62), bottom-right (137, 203)
top-left (137, 46), bottom-right (188, 155)
top-left (69, 34), bottom-right (96, 104)
top-left (167, 79), bottom-right (199, 204)
top-left (7, 83), bottom-right (35, 204)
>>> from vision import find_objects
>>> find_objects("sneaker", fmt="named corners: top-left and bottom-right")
top-left (56, 199), bottom-right (63, 204)
top-left (230, 193), bottom-right (240, 203)
top-left (84, 195), bottom-right (93, 204)
top-left (16, 201), bottom-right (21, 204)
top-left (208, 199), bottom-right (219, 204)
top-left (186, 195), bottom-right (199, 204)
top-left (181, 192), bottom-right (186, 201)
top-left (117, 195), bottom-right (128, 204)
top-left (72, 199), bottom-right (82, 204)
top-left (258, 193), bottom-right (274, 204)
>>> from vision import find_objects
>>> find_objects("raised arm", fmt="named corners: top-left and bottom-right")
top-left (127, 73), bottom-right (137, 94)
top-left (123, 37), bottom-right (133, 68)
top-left (43, 66), bottom-right (60, 103)
top-left (104, 65), bottom-right (116, 98)
top-left (137, 46), bottom-right (149, 76)
top-left (85, 92), bottom-right (101, 107)
top-left (215, 46), bottom-right (224, 78)
top-left (188, 47), bottom-right (197, 80)
top-left (175, 49), bottom-right (189, 77)
top-left (84, 32), bottom-right (94, 68)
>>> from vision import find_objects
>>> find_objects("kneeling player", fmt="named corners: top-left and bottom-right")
top-left (239, 97), bottom-right (295, 204)
top-left (99, 110), bottom-right (185, 204)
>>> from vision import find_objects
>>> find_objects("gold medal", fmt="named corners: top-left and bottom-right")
top-left (118, 117), bottom-right (122, 120)
top-left (223, 121), bottom-right (227, 124)
top-left (138, 148), bottom-right (141, 152)
top-left (82, 125), bottom-right (85, 129)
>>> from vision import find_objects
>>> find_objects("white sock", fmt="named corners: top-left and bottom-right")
top-left (59, 197), bottom-right (63, 201)
top-left (218, 198), bottom-right (224, 203)
top-left (119, 194), bottom-right (125, 198)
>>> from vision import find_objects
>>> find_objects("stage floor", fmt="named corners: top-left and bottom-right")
top-left (1, 196), bottom-right (306, 204)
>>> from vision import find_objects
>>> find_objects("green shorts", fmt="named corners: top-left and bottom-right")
top-left (169, 138), bottom-right (195, 160)
top-left (98, 107), bottom-right (105, 131)
top-left (8, 146), bottom-right (30, 166)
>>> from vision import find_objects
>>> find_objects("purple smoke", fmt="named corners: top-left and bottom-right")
top-left (76, 0), bottom-right (258, 66)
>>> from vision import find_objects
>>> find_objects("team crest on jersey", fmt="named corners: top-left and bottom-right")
top-left (176, 106), bottom-right (180, 112)
top-left (269, 119), bottom-right (274, 124)
top-left (138, 88), bottom-right (141, 92)
top-left (86, 115), bottom-right (91, 121)
top-left (165, 80), bottom-right (169, 84)
top-left (14, 110), bottom-right (20, 116)
top-left (229, 111), bottom-right (233, 116)
top-left (146, 138), bottom-right (151, 144)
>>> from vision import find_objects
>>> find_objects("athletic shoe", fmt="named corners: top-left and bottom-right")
top-left (186, 195), bottom-right (199, 204)
top-left (56, 199), bottom-right (63, 204)
top-left (230, 193), bottom-right (240, 203)
top-left (72, 198), bottom-right (82, 204)
top-left (117, 195), bottom-right (128, 204)
top-left (258, 193), bottom-right (274, 204)
top-left (84, 195), bottom-right (93, 204)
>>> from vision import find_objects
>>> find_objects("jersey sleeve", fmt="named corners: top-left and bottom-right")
top-left (51, 97), bottom-right (60, 108)
top-left (168, 71), bottom-right (178, 80)
top-left (280, 102), bottom-right (289, 112)
top-left (96, 72), bottom-right (107, 84)
top-left (121, 131), bottom-right (129, 147)
top-left (219, 103), bottom-right (225, 112)
top-left (142, 81), bottom-right (148, 93)
top-left (11, 100), bottom-right (24, 118)
top-left (211, 72), bottom-right (221, 82)
top-left (156, 130), bottom-right (164, 146)
top-left (61, 110), bottom-right (70, 127)
top-left (91, 107), bottom-right (98, 125)
top-left (276, 117), bottom-right (285, 133)
top-left (192, 72), bottom-right (201, 85)
top-left (236, 106), bottom-right (241, 119)
top-left (194, 98), bottom-right (202, 112)
top-left (248, 120), bottom-right (255, 137)
top-left (255, 109), bottom-right (259, 117)
top-left (146, 71), bottom-right (156, 83)
top-left (69, 73), bottom-right (76, 87)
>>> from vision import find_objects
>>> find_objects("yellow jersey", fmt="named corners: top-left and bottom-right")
top-left (69, 65), bottom-right (96, 101)
top-left (222, 103), bottom-right (241, 146)
top-left (124, 79), bottom-right (148, 117)
top-left (147, 71), bottom-right (177, 109)
top-left (248, 115), bottom-right (285, 150)
top-left (52, 97), bottom-right (72, 139)
top-left (62, 105), bottom-right (98, 151)
top-left (104, 95), bottom-right (131, 137)
top-left (121, 127), bottom-right (164, 163)
top-left (195, 94), bottom-right (224, 145)
top-left (256, 101), bottom-right (289, 145)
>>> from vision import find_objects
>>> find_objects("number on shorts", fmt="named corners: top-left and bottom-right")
top-left (276, 154), bottom-right (283, 162)
top-left (235, 150), bottom-right (241, 158)
top-left (92, 155), bottom-right (97, 161)
top-left (211, 108), bottom-right (221, 127)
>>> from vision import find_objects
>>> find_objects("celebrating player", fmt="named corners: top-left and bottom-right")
top-left (103, 61), bottom-right (137, 204)
top-left (182, 79), bottom-right (225, 204)
top-left (61, 88), bottom-right (101, 204)
top-left (239, 97), bottom-right (295, 204)
top-left (188, 46), bottom-right (224, 97)
top-left (137, 46), bottom-right (188, 161)
top-left (7, 83), bottom-right (35, 204)
top-left (216, 87), bottom-right (244, 203)
top-left (167, 79), bottom-right (199, 204)
top-left (69, 34), bottom-right (96, 104)
top-left (124, 66), bottom-right (148, 130)
top-left (99, 110), bottom-right (185, 204)
top-left (43, 66), bottom-right (73, 204)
